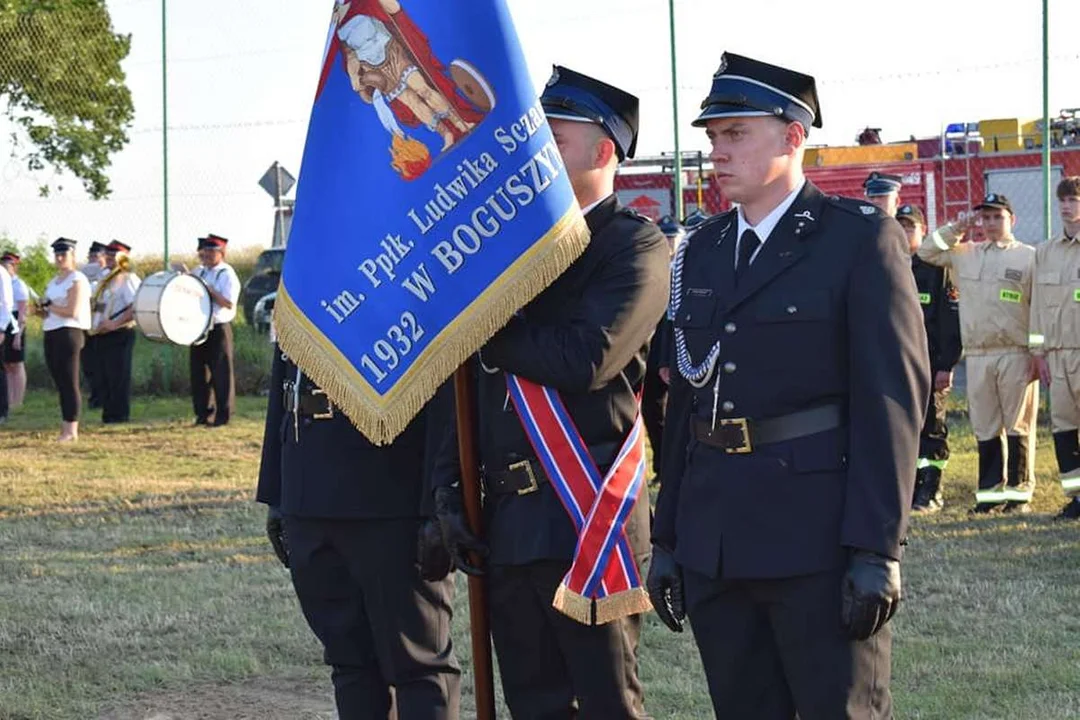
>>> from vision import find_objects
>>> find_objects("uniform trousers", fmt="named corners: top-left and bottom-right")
top-left (1046, 349), bottom-right (1080, 431)
top-left (98, 328), bottom-right (136, 423)
top-left (189, 322), bottom-right (235, 425)
top-left (0, 324), bottom-right (8, 419)
top-left (81, 333), bottom-right (102, 408)
top-left (44, 327), bottom-right (84, 422)
top-left (285, 516), bottom-right (460, 720)
top-left (488, 560), bottom-right (648, 720)
top-left (965, 351), bottom-right (1038, 441)
top-left (684, 567), bottom-right (892, 720)
top-left (1045, 349), bottom-right (1080, 498)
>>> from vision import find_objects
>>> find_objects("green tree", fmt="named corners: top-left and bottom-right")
top-left (0, 0), bottom-right (134, 199)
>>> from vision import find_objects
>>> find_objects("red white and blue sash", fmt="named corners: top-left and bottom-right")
top-left (505, 374), bottom-right (652, 625)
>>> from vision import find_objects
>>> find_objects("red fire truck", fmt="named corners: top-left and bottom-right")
top-left (615, 110), bottom-right (1080, 244)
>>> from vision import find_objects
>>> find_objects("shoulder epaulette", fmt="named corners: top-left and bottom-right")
top-left (685, 208), bottom-right (736, 242)
top-left (825, 194), bottom-right (883, 221)
top-left (617, 206), bottom-right (653, 224)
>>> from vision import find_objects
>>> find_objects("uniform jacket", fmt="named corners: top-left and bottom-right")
top-left (911, 256), bottom-right (962, 372)
top-left (432, 194), bottom-right (671, 566)
top-left (653, 182), bottom-right (929, 580)
top-left (1030, 236), bottom-right (1080, 354)
top-left (918, 227), bottom-right (1035, 354)
top-left (256, 344), bottom-right (453, 519)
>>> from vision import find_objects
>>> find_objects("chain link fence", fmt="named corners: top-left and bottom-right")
top-left (617, 112), bottom-right (1080, 246)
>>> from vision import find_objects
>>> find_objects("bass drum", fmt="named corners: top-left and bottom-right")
top-left (134, 271), bottom-right (213, 346)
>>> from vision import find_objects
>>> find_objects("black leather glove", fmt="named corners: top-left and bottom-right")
top-left (841, 550), bottom-right (902, 640)
top-left (433, 485), bottom-right (488, 576)
top-left (417, 517), bottom-right (454, 581)
top-left (266, 506), bottom-right (290, 569)
top-left (646, 545), bottom-right (685, 633)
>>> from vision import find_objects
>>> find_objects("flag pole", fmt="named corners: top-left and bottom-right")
top-left (453, 365), bottom-right (497, 719)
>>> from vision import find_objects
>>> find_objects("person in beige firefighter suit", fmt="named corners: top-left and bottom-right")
top-left (1030, 176), bottom-right (1080, 520)
top-left (919, 193), bottom-right (1038, 513)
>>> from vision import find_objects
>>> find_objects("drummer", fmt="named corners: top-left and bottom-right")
top-left (185, 234), bottom-right (240, 427)
top-left (93, 240), bottom-right (141, 423)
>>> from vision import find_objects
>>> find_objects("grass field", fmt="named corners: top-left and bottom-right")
top-left (1, 393), bottom-right (1079, 719)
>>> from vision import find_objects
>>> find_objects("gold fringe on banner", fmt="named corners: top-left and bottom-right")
top-left (552, 584), bottom-right (654, 626)
top-left (273, 207), bottom-right (590, 446)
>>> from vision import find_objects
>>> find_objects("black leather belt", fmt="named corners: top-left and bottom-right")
top-left (483, 443), bottom-right (619, 496)
top-left (692, 404), bottom-right (845, 454)
top-left (282, 381), bottom-right (334, 420)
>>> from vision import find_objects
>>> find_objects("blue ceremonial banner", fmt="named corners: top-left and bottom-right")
top-left (275, 0), bottom-right (590, 443)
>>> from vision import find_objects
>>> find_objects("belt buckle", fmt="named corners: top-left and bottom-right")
top-left (508, 460), bottom-right (539, 495)
top-left (719, 418), bottom-right (752, 454)
top-left (310, 389), bottom-right (334, 420)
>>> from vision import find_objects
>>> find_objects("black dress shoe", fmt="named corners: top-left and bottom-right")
top-left (1056, 497), bottom-right (1080, 520)
top-left (1002, 501), bottom-right (1031, 515)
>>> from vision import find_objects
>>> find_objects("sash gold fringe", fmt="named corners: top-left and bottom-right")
top-left (274, 209), bottom-right (590, 445)
top-left (552, 584), bottom-right (654, 626)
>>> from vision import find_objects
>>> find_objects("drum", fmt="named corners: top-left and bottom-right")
top-left (134, 271), bottom-right (213, 346)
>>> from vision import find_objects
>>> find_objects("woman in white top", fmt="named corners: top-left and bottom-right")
top-left (38, 237), bottom-right (91, 441)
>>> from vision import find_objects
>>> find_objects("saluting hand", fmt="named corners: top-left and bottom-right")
top-left (646, 545), bottom-right (685, 633)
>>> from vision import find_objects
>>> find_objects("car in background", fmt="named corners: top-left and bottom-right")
top-left (253, 291), bottom-right (276, 338)
top-left (241, 248), bottom-right (284, 325)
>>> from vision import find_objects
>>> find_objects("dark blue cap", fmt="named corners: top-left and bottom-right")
top-left (896, 204), bottom-right (925, 226)
top-left (864, 171), bottom-right (903, 197)
top-left (541, 66), bottom-right (639, 160)
top-left (694, 52), bottom-right (821, 130)
top-left (975, 193), bottom-right (1013, 214)
top-left (52, 237), bottom-right (77, 253)
top-left (88, 241), bottom-right (107, 254)
top-left (657, 215), bottom-right (685, 237)
top-left (683, 209), bottom-right (710, 229)
top-left (198, 233), bottom-right (229, 250)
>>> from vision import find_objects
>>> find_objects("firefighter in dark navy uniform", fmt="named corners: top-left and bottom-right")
top-left (256, 346), bottom-right (461, 719)
top-left (863, 171), bottom-right (903, 218)
top-left (898, 203), bottom-right (962, 512)
top-left (430, 66), bottom-right (669, 718)
top-left (646, 53), bottom-right (929, 719)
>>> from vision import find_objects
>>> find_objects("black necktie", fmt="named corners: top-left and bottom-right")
top-left (736, 229), bottom-right (761, 285)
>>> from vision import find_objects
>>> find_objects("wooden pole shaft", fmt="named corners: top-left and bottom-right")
top-left (453, 365), bottom-right (496, 719)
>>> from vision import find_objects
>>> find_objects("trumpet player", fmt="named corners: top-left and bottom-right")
top-left (91, 240), bottom-right (141, 424)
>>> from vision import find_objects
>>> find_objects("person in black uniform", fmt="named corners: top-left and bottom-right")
top-left (430, 67), bottom-right (670, 719)
top-left (646, 53), bottom-right (929, 720)
top-left (863, 171), bottom-right (904, 218)
top-left (642, 215), bottom-right (685, 484)
top-left (898, 204), bottom-right (962, 513)
top-left (80, 240), bottom-right (108, 409)
top-left (257, 346), bottom-right (461, 719)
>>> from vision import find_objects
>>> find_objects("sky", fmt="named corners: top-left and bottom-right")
top-left (1, 0), bottom-right (1078, 257)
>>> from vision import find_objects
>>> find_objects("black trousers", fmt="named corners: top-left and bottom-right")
top-left (0, 324), bottom-right (9, 419)
top-left (488, 560), bottom-right (647, 719)
top-left (81, 333), bottom-right (102, 407)
top-left (189, 322), bottom-right (234, 425)
top-left (98, 328), bottom-right (136, 423)
top-left (44, 327), bottom-right (85, 422)
top-left (641, 368), bottom-right (667, 477)
top-left (919, 386), bottom-right (950, 462)
top-left (285, 516), bottom-right (460, 720)
top-left (684, 567), bottom-right (892, 720)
